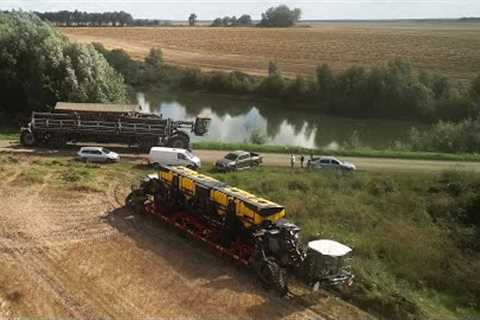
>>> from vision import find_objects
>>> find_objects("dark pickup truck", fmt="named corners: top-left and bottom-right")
top-left (215, 151), bottom-right (262, 171)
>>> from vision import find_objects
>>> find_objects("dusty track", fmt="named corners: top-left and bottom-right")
top-left (1, 140), bottom-right (480, 173)
top-left (0, 154), bottom-right (372, 319)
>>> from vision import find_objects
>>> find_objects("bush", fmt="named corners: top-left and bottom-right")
top-left (179, 68), bottom-right (206, 90)
top-left (248, 129), bottom-right (267, 144)
top-left (259, 5), bottom-right (302, 27)
top-left (408, 119), bottom-right (480, 153)
top-left (0, 11), bottom-right (127, 123)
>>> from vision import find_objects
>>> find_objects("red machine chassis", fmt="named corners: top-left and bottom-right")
top-left (144, 201), bottom-right (254, 267)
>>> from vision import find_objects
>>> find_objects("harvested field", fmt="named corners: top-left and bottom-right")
top-left (60, 23), bottom-right (480, 80)
top-left (0, 153), bottom-right (371, 320)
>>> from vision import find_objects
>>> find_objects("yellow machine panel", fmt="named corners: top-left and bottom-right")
top-left (159, 166), bottom-right (286, 228)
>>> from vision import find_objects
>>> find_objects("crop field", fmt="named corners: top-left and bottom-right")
top-left (60, 22), bottom-right (480, 80)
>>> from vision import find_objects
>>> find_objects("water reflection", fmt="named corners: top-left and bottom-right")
top-left (135, 90), bottom-right (422, 149)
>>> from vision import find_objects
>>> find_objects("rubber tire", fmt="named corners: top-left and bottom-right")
top-left (167, 135), bottom-right (189, 149)
top-left (257, 258), bottom-right (288, 296)
top-left (20, 130), bottom-right (36, 147)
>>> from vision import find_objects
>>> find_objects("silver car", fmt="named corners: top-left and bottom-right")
top-left (307, 156), bottom-right (356, 171)
top-left (76, 147), bottom-right (120, 163)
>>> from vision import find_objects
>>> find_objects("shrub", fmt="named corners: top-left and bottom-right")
top-left (408, 119), bottom-right (480, 153)
top-left (0, 11), bottom-right (127, 123)
top-left (248, 129), bottom-right (267, 144)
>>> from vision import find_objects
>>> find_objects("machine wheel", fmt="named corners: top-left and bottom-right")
top-left (20, 129), bottom-right (36, 147)
top-left (167, 134), bottom-right (189, 149)
top-left (125, 191), bottom-right (147, 215)
top-left (257, 258), bottom-right (288, 296)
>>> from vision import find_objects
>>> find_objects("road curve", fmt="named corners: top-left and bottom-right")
top-left (1, 140), bottom-right (479, 173)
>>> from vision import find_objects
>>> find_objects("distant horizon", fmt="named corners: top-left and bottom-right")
top-left (1, 1), bottom-right (479, 21)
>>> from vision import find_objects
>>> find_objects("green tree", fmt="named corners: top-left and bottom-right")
top-left (221, 16), bottom-right (231, 26)
top-left (238, 14), bottom-right (252, 26)
top-left (0, 11), bottom-right (127, 123)
top-left (471, 74), bottom-right (480, 106)
top-left (188, 13), bottom-right (197, 26)
top-left (259, 5), bottom-right (301, 27)
top-left (315, 64), bottom-right (335, 108)
top-left (268, 61), bottom-right (280, 77)
top-left (210, 17), bottom-right (223, 27)
top-left (145, 47), bottom-right (163, 69)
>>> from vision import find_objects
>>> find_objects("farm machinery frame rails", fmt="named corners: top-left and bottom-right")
top-left (20, 102), bottom-right (210, 150)
top-left (126, 165), bottom-right (354, 295)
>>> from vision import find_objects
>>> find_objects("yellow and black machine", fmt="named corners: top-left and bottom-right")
top-left (126, 165), bottom-right (353, 294)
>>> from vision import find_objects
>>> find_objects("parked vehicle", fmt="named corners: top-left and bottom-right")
top-left (76, 147), bottom-right (119, 163)
top-left (307, 156), bottom-right (356, 171)
top-left (149, 147), bottom-right (201, 169)
top-left (215, 151), bottom-right (262, 171)
top-left (20, 102), bottom-right (210, 151)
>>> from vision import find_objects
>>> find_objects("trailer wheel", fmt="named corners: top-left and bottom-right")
top-left (20, 130), bottom-right (36, 147)
top-left (48, 135), bottom-right (66, 148)
top-left (167, 134), bottom-right (189, 149)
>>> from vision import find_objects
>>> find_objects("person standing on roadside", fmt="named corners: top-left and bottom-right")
top-left (300, 155), bottom-right (305, 168)
top-left (290, 153), bottom-right (296, 168)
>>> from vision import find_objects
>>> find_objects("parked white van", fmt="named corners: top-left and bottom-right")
top-left (148, 147), bottom-right (201, 169)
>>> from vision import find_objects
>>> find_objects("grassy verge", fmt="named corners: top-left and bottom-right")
top-left (0, 126), bottom-right (18, 141)
top-left (193, 141), bottom-right (480, 162)
top-left (205, 166), bottom-right (480, 320)
top-left (1, 152), bottom-right (479, 319)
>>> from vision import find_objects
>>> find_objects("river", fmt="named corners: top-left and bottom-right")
top-left (134, 89), bottom-right (425, 150)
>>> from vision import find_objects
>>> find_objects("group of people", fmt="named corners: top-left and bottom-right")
top-left (290, 153), bottom-right (312, 168)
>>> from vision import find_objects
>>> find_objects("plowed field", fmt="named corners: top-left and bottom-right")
top-left (60, 23), bottom-right (480, 80)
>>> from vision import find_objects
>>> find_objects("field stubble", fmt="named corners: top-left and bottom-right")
top-left (60, 23), bottom-right (480, 80)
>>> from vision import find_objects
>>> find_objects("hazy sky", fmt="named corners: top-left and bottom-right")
top-left (1, 0), bottom-right (479, 20)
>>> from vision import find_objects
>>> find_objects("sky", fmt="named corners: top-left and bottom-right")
top-left (0, 0), bottom-right (479, 20)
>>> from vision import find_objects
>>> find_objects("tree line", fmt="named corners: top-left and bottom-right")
top-left (210, 5), bottom-right (301, 27)
top-left (35, 10), bottom-right (135, 26)
top-left (29, 4), bottom-right (302, 28)
top-left (210, 15), bottom-right (253, 27)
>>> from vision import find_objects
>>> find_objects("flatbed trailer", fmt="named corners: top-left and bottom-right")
top-left (20, 102), bottom-right (210, 150)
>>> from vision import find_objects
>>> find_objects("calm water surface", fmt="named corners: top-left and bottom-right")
top-left (134, 89), bottom-right (424, 149)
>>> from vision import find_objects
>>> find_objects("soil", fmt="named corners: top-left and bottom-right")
top-left (0, 154), bottom-right (373, 320)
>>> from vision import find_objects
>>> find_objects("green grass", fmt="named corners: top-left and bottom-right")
top-left (0, 126), bottom-right (18, 140)
top-left (193, 141), bottom-right (480, 162)
top-left (203, 166), bottom-right (480, 320)
top-left (1, 153), bottom-right (479, 319)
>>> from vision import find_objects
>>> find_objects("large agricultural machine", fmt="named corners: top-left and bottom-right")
top-left (126, 166), bottom-right (354, 294)
top-left (20, 102), bottom-right (210, 150)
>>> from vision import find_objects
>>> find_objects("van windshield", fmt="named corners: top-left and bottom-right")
top-left (101, 148), bottom-right (112, 154)
top-left (185, 150), bottom-right (194, 159)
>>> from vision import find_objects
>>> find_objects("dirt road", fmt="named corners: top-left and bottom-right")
top-left (0, 154), bottom-right (372, 319)
top-left (1, 140), bottom-right (479, 173)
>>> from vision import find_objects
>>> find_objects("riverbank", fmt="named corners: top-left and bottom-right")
top-left (193, 142), bottom-right (480, 162)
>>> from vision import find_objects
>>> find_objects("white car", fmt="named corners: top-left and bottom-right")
top-left (76, 147), bottom-right (120, 163)
top-left (149, 147), bottom-right (201, 169)
top-left (307, 156), bottom-right (356, 171)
